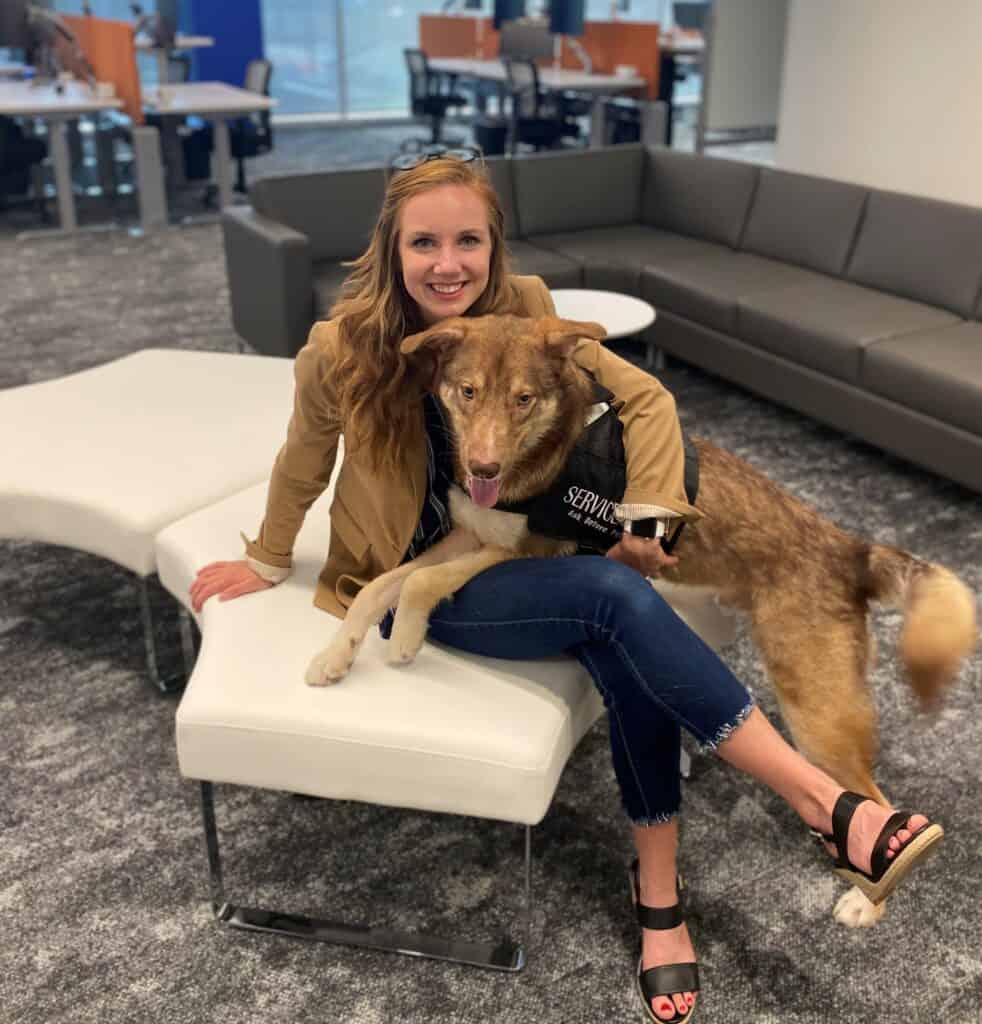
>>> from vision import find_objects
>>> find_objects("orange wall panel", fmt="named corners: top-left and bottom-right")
top-left (418, 16), bottom-right (660, 99)
top-left (61, 15), bottom-right (143, 124)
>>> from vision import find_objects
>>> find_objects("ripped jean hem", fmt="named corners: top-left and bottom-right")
top-left (698, 698), bottom-right (756, 753)
top-left (630, 810), bottom-right (680, 827)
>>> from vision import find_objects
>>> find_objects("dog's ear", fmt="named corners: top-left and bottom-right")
top-left (540, 317), bottom-right (607, 358)
top-left (400, 318), bottom-right (468, 355)
top-left (401, 319), bottom-right (468, 391)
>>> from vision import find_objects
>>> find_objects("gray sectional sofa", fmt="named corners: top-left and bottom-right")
top-left (222, 145), bottom-right (982, 494)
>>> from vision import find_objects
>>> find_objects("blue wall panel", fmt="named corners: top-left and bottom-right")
top-left (188, 0), bottom-right (263, 87)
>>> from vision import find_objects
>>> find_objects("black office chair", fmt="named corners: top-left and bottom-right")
top-left (228, 58), bottom-right (274, 193)
top-left (502, 58), bottom-right (583, 153)
top-left (403, 48), bottom-right (468, 148)
top-left (167, 53), bottom-right (191, 84)
top-left (0, 115), bottom-right (49, 222)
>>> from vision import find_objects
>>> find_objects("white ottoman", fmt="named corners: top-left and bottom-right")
top-left (155, 471), bottom-right (606, 971)
top-left (0, 348), bottom-right (296, 690)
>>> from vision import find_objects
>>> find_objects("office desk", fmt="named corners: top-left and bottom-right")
top-left (136, 34), bottom-right (215, 84)
top-left (429, 58), bottom-right (645, 153)
top-left (429, 57), bottom-right (646, 95)
top-left (0, 80), bottom-right (123, 232)
top-left (142, 83), bottom-right (275, 210)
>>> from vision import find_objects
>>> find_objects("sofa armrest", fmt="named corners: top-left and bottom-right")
top-left (222, 207), bottom-right (314, 358)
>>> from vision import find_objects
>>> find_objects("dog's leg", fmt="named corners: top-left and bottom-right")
top-left (388, 546), bottom-right (516, 665)
top-left (305, 528), bottom-right (480, 685)
top-left (750, 604), bottom-right (889, 928)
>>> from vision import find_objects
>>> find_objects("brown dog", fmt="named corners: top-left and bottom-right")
top-left (306, 314), bottom-right (977, 926)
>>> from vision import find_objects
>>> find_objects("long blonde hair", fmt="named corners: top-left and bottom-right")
top-left (330, 158), bottom-right (512, 474)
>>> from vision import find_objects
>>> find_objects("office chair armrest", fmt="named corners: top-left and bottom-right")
top-left (222, 207), bottom-right (314, 359)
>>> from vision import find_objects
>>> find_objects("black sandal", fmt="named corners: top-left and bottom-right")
top-left (812, 791), bottom-right (944, 905)
top-left (628, 859), bottom-right (699, 1024)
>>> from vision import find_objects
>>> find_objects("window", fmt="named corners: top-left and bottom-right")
top-left (261, 0), bottom-right (341, 115)
top-left (341, 0), bottom-right (436, 114)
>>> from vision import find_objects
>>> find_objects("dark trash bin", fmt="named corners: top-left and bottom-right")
top-left (182, 123), bottom-right (213, 181)
top-left (473, 116), bottom-right (508, 157)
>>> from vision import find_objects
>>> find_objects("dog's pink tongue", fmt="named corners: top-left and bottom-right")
top-left (468, 476), bottom-right (501, 508)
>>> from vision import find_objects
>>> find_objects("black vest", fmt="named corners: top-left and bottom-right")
top-left (494, 381), bottom-right (699, 554)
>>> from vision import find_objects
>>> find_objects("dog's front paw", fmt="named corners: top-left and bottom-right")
top-left (305, 634), bottom-right (360, 686)
top-left (386, 607), bottom-right (428, 666)
top-left (833, 885), bottom-right (886, 928)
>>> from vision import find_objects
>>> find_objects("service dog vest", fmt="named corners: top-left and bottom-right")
top-left (492, 380), bottom-right (698, 553)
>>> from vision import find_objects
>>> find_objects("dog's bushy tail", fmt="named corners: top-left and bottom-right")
top-left (867, 545), bottom-right (977, 707)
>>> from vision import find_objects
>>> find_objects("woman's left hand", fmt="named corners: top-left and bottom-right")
top-left (606, 532), bottom-right (679, 577)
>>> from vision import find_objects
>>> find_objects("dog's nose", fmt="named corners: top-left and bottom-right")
top-left (469, 461), bottom-right (501, 480)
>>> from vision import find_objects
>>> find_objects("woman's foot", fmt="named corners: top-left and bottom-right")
top-left (637, 870), bottom-right (697, 1022)
top-left (817, 794), bottom-right (929, 873)
top-left (640, 913), bottom-right (697, 1021)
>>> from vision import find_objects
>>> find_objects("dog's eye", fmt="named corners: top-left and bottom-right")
top-left (517, 393), bottom-right (533, 407)
top-left (460, 384), bottom-right (475, 400)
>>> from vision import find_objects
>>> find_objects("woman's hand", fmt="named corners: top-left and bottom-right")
top-left (189, 560), bottom-right (272, 613)
top-left (606, 532), bottom-right (679, 577)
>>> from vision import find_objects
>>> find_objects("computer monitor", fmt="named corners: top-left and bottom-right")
top-left (673, 2), bottom-right (711, 32)
top-left (499, 19), bottom-right (553, 61)
top-left (0, 0), bottom-right (32, 53)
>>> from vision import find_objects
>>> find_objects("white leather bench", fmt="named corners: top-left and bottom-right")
top-left (155, 468), bottom-right (607, 970)
top-left (0, 349), bottom-right (296, 690)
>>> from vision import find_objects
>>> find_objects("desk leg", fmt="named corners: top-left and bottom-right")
top-left (48, 120), bottom-right (77, 233)
top-left (132, 125), bottom-right (168, 232)
top-left (212, 119), bottom-right (233, 209)
top-left (589, 96), bottom-right (606, 148)
top-left (157, 50), bottom-right (169, 86)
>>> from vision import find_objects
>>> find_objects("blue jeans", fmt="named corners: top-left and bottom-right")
top-left (398, 556), bottom-right (754, 825)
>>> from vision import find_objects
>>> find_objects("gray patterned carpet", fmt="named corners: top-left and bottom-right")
top-left (1, 128), bottom-right (981, 1024)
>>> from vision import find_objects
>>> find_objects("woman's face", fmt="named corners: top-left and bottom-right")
top-left (398, 184), bottom-right (492, 326)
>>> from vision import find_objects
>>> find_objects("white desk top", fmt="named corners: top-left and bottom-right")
top-left (142, 81), bottom-right (276, 116)
top-left (660, 30), bottom-right (706, 55)
top-left (429, 58), bottom-right (646, 93)
top-left (550, 289), bottom-right (656, 340)
top-left (136, 34), bottom-right (215, 52)
top-left (0, 80), bottom-right (123, 117)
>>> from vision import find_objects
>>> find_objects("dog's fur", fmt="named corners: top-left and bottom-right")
top-left (306, 314), bottom-right (978, 927)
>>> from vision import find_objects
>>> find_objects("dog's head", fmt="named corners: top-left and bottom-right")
top-left (401, 314), bottom-right (606, 507)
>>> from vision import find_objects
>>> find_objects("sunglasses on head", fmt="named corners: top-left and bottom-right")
top-left (389, 144), bottom-right (483, 172)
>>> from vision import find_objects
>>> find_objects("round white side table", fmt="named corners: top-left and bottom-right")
top-left (550, 288), bottom-right (663, 370)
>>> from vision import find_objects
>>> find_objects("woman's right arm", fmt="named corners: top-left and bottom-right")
top-left (190, 325), bottom-right (343, 611)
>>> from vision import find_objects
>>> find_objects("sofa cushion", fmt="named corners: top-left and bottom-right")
top-left (740, 167), bottom-right (868, 276)
top-left (641, 250), bottom-right (826, 336)
top-left (311, 260), bottom-right (352, 319)
top-left (641, 147), bottom-right (759, 248)
top-left (506, 240), bottom-right (582, 289)
top-left (847, 189), bottom-right (982, 317)
top-left (252, 167), bottom-right (387, 263)
top-left (527, 224), bottom-right (726, 297)
top-left (511, 145), bottom-right (644, 237)
top-left (738, 277), bottom-right (961, 385)
top-left (862, 322), bottom-right (982, 436)
top-left (484, 155), bottom-right (521, 240)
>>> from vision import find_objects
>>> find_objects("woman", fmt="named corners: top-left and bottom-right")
top-left (191, 150), bottom-right (942, 1024)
